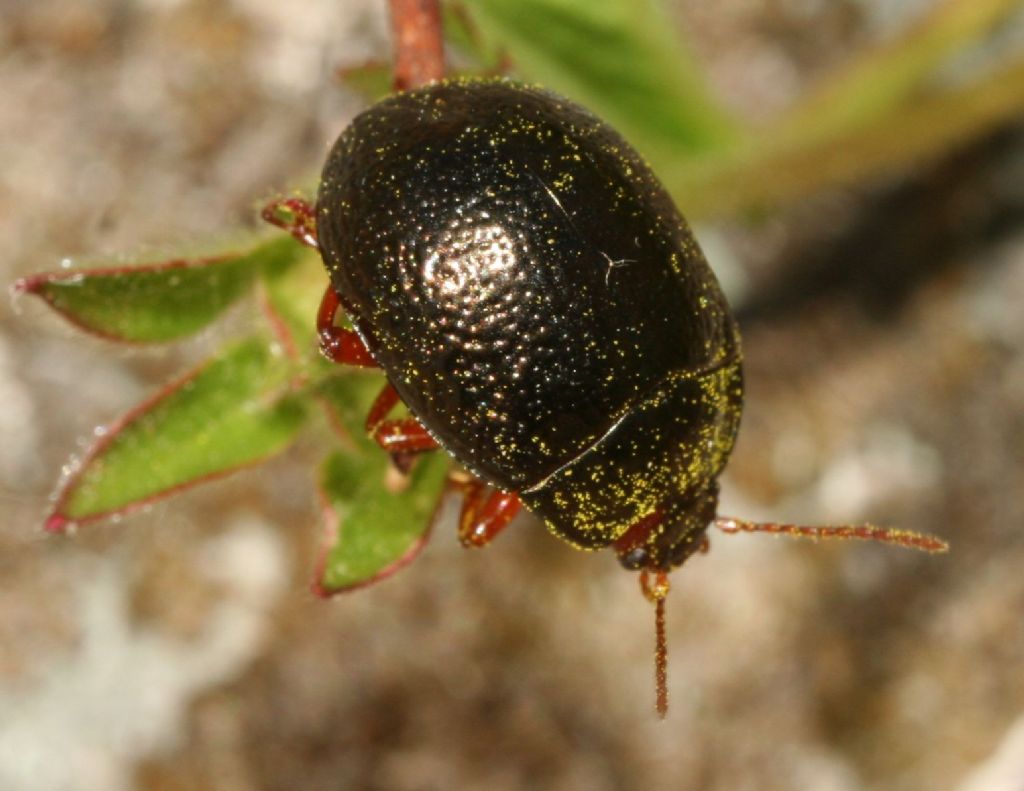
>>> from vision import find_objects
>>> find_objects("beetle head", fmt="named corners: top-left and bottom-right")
top-left (613, 480), bottom-right (719, 572)
top-left (615, 481), bottom-right (720, 719)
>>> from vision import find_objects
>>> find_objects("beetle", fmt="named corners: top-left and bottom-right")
top-left (265, 78), bottom-right (947, 716)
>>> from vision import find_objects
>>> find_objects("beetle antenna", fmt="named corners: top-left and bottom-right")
top-left (713, 517), bottom-right (949, 553)
top-left (639, 569), bottom-right (671, 719)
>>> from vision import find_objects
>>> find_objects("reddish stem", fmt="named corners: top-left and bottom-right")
top-left (389, 0), bottom-right (445, 91)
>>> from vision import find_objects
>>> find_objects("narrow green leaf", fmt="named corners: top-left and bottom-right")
top-left (671, 56), bottom-right (1024, 218)
top-left (779, 0), bottom-right (1024, 142)
top-left (259, 245), bottom-right (328, 358)
top-left (15, 235), bottom-right (302, 342)
top-left (456, 0), bottom-right (743, 164)
top-left (317, 449), bottom-right (449, 594)
top-left (314, 373), bottom-right (450, 594)
top-left (443, 3), bottom-right (507, 71)
top-left (50, 337), bottom-right (308, 528)
top-left (337, 61), bottom-right (393, 102)
top-left (316, 367), bottom-right (387, 449)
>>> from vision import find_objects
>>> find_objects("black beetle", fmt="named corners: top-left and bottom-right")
top-left (264, 78), bottom-right (946, 717)
top-left (317, 77), bottom-right (743, 571)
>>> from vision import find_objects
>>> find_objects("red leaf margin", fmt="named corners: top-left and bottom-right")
top-left (310, 474), bottom-right (452, 597)
top-left (11, 253), bottom-right (251, 344)
top-left (44, 346), bottom-right (303, 534)
top-left (255, 278), bottom-right (366, 449)
top-left (256, 283), bottom-right (304, 367)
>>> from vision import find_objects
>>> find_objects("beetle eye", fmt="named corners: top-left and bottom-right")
top-left (617, 546), bottom-right (649, 571)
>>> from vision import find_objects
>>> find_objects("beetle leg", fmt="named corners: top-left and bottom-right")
top-left (317, 286), bottom-right (377, 367)
top-left (261, 197), bottom-right (319, 249)
top-left (457, 479), bottom-right (522, 548)
top-left (365, 383), bottom-right (440, 455)
top-left (365, 382), bottom-right (401, 430)
top-left (372, 420), bottom-right (440, 454)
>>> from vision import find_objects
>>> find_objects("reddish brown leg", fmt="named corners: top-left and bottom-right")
top-left (316, 286), bottom-right (377, 367)
top-left (261, 201), bottom-right (374, 368)
top-left (457, 479), bottom-right (522, 548)
top-left (261, 197), bottom-right (319, 249)
top-left (365, 382), bottom-right (401, 431)
top-left (373, 421), bottom-right (439, 454)
top-left (365, 383), bottom-right (440, 454)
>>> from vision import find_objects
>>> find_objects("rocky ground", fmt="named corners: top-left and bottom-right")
top-left (2, 1), bottom-right (1023, 789)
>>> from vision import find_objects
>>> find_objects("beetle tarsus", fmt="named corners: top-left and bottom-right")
top-left (373, 420), bottom-right (440, 454)
top-left (458, 481), bottom-right (522, 548)
top-left (365, 383), bottom-right (440, 456)
top-left (261, 197), bottom-right (319, 249)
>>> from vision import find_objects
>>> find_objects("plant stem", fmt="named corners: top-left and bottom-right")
top-left (390, 0), bottom-right (445, 90)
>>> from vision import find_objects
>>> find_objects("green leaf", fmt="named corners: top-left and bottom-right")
top-left (15, 234), bottom-right (302, 342)
top-left (337, 61), bottom-right (393, 102)
top-left (456, 0), bottom-right (743, 165)
top-left (259, 245), bottom-right (329, 358)
top-left (778, 0), bottom-right (1024, 143)
top-left (317, 450), bottom-right (449, 594)
top-left (443, 3), bottom-right (507, 72)
top-left (454, 0), bottom-right (1024, 218)
top-left (314, 373), bottom-right (450, 594)
top-left (49, 337), bottom-right (308, 528)
top-left (671, 55), bottom-right (1024, 218)
top-left (315, 367), bottom-right (386, 446)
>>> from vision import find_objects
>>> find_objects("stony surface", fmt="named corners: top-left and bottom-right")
top-left (2, 2), bottom-right (1023, 790)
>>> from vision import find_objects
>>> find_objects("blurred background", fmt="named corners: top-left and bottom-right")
top-left (2, 0), bottom-right (1023, 789)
